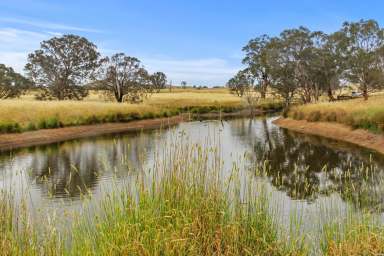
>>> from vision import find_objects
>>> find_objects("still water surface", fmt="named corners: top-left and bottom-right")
top-left (1, 117), bottom-right (384, 233)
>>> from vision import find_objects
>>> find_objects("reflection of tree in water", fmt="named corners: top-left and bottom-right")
top-left (229, 118), bottom-right (384, 211)
top-left (28, 131), bottom-right (157, 199)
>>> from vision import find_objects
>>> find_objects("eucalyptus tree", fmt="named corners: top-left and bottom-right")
top-left (25, 34), bottom-right (100, 100)
top-left (279, 27), bottom-right (320, 104)
top-left (272, 27), bottom-right (344, 104)
top-left (96, 53), bottom-right (149, 103)
top-left (242, 35), bottom-right (273, 98)
top-left (150, 72), bottom-right (167, 93)
top-left (310, 31), bottom-right (348, 101)
top-left (226, 70), bottom-right (251, 97)
top-left (0, 64), bottom-right (31, 99)
top-left (266, 36), bottom-right (300, 111)
top-left (181, 81), bottom-right (187, 89)
top-left (136, 67), bottom-right (153, 98)
top-left (341, 19), bottom-right (384, 100)
top-left (227, 69), bottom-right (260, 115)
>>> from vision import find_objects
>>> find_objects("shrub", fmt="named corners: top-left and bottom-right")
top-left (0, 122), bottom-right (21, 133)
top-left (142, 112), bottom-right (155, 119)
top-left (26, 122), bottom-right (37, 131)
top-left (324, 111), bottom-right (337, 122)
top-left (307, 111), bottom-right (321, 122)
top-left (46, 117), bottom-right (61, 128)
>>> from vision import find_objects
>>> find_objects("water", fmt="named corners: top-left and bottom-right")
top-left (1, 117), bottom-right (384, 237)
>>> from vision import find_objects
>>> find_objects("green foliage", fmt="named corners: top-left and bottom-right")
top-left (25, 34), bottom-right (100, 100)
top-left (150, 71), bottom-right (167, 93)
top-left (0, 122), bottom-right (21, 133)
top-left (38, 117), bottom-right (61, 129)
top-left (0, 64), bottom-right (31, 99)
top-left (226, 69), bottom-right (253, 97)
top-left (341, 19), bottom-right (384, 99)
top-left (242, 34), bottom-right (273, 98)
top-left (95, 53), bottom-right (153, 103)
top-left (236, 18), bottom-right (384, 106)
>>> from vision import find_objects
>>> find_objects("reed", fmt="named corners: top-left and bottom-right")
top-left (0, 137), bottom-right (383, 255)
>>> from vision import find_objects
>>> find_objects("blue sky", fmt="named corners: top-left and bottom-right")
top-left (1, 0), bottom-right (384, 85)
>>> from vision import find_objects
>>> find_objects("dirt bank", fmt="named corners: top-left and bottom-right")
top-left (273, 118), bottom-right (384, 155)
top-left (0, 115), bottom-right (185, 152)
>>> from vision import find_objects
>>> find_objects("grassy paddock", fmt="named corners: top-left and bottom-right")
top-left (0, 90), bottom-right (283, 133)
top-left (289, 95), bottom-right (384, 132)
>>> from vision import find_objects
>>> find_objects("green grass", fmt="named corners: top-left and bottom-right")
top-left (69, 174), bottom-right (288, 255)
top-left (0, 142), bottom-right (303, 255)
top-left (1, 139), bottom-right (382, 255)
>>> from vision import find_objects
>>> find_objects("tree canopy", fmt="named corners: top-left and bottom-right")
top-left (0, 64), bottom-right (31, 99)
top-left (25, 34), bottom-right (100, 100)
top-left (150, 72), bottom-right (167, 93)
top-left (95, 53), bottom-right (150, 103)
top-left (230, 18), bottom-right (384, 108)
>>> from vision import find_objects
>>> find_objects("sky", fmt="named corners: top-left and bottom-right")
top-left (1, 0), bottom-right (384, 86)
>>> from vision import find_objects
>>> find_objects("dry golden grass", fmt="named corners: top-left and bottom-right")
top-left (2, 89), bottom-right (285, 133)
top-left (0, 89), bottom-right (246, 132)
top-left (0, 100), bottom-right (159, 126)
top-left (158, 87), bottom-right (230, 94)
top-left (326, 227), bottom-right (384, 256)
top-left (145, 91), bottom-right (242, 108)
top-left (289, 95), bottom-right (384, 132)
top-left (326, 233), bottom-right (384, 256)
top-left (7, 90), bottom-right (242, 122)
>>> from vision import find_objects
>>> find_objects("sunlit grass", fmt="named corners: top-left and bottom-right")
top-left (289, 95), bottom-right (384, 132)
top-left (146, 91), bottom-right (242, 108)
top-left (0, 91), bottom-right (243, 133)
top-left (0, 89), bottom-right (285, 133)
top-left (322, 214), bottom-right (384, 256)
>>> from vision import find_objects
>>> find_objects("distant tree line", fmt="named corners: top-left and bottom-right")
top-left (228, 19), bottom-right (384, 109)
top-left (0, 34), bottom-right (167, 102)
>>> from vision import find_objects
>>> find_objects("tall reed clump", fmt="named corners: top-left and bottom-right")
top-left (0, 192), bottom-right (18, 255)
top-left (321, 214), bottom-right (384, 255)
top-left (0, 192), bottom-right (45, 256)
top-left (288, 95), bottom-right (384, 133)
top-left (1, 136), bottom-right (384, 255)
top-left (68, 143), bottom-right (300, 255)
top-left (0, 140), bottom-right (302, 255)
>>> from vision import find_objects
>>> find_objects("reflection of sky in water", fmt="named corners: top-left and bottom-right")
top-left (1, 117), bottom-right (384, 247)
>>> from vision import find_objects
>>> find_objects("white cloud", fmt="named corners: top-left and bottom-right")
top-left (0, 28), bottom-right (50, 72)
top-left (0, 52), bottom-right (27, 72)
top-left (142, 57), bottom-right (241, 86)
top-left (0, 17), bottom-right (101, 33)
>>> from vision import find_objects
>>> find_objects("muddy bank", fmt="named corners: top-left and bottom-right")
top-left (274, 118), bottom-right (384, 155)
top-left (0, 116), bottom-right (185, 152)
